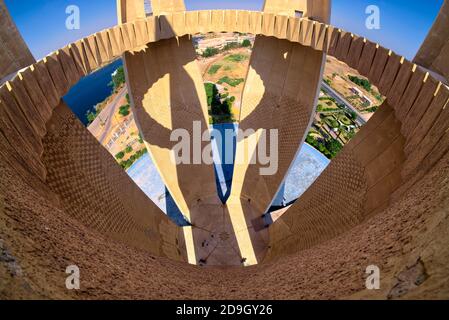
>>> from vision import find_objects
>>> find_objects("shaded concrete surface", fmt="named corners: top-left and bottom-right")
top-left (263, 0), bottom-right (331, 21)
top-left (0, 0), bottom-right (35, 80)
top-left (1, 131), bottom-right (449, 298)
top-left (41, 102), bottom-right (183, 259)
top-left (231, 1), bottom-right (330, 216)
top-left (121, 1), bottom-right (267, 266)
top-left (120, 1), bottom-right (215, 264)
top-left (177, 195), bottom-right (268, 267)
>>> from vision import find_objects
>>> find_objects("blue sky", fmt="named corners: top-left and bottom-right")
top-left (4, 0), bottom-right (444, 60)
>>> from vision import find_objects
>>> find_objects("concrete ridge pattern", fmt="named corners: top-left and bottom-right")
top-left (1, 6), bottom-right (449, 299)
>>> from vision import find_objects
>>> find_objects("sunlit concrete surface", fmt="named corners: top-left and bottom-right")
top-left (1, 0), bottom-right (449, 299)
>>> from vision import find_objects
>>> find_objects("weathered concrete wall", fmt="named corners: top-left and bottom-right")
top-left (266, 102), bottom-right (405, 258)
top-left (0, 6), bottom-right (187, 261)
top-left (42, 102), bottom-right (183, 259)
top-left (263, 0), bottom-right (330, 21)
top-left (0, 0), bottom-right (35, 81)
top-left (0, 9), bottom-right (448, 299)
top-left (267, 22), bottom-right (449, 259)
top-left (117, 0), bottom-right (146, 23)
top-left (414, 0), bottom-right (449, 82)
top-left (151, 0), bottom-right (185, 15)
top-left (119, 0), bottom-right (218, 264)
top-left (2, 119), bottom-right (449, 299)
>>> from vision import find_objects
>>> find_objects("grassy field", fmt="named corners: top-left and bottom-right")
top-left (208, 64), bottom-right (222, 75)
top-left (196, 35), bottom-right (363, 159)
top-left (199, 47), bottom-right (252, 122)
top-left (224, 53), bottom-right (248, 62)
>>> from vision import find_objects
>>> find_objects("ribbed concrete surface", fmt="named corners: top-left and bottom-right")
top-left (1, 5), bottom-right (449, 299)
top-left (0, 0), bottom-right (35, 80)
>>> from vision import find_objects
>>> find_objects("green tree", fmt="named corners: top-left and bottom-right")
top-left (86, 110), bottom-right (97, 124)
top-left (109, 66), bottom-right (126, 91)
top-left (115, 151), bottom-right (125, 160)
top-left (204, 83), bottom-right (220, 107)
top-left (204, 83), bottom-right (234, 124)
top-left (222, 42), bottom-right (239, 51)
top-left (241, 39), bottom-right (252, 47)
top-left (325, 139), bottom-right (343, 158)
top-left (348, 75), bottom-right (372, 92)
top-left (138, 133), bottom-right (144, 144)
top-left (125, 146), bottom-right (133, 153)
top-left (348, 111), bottom-right (357, 120)
top-left (119, 105), bottom-right (130, 117)
top-left (202, 47), bottom-right (219, 58)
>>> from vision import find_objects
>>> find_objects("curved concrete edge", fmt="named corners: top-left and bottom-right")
top-left (0, 0), bottom-right (35, 80)
top-left (230, 1), bottom-right (331, 214)
top-left (414, 0), bottom-right (449, 83)
top-left (1, 9), bottom-right (449, 299)
top-left (0, 10), bottom-right (448, 265)
top-left (119, 0), bottom-right (207, 265)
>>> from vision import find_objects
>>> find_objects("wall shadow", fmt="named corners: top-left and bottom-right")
top-left (164, 187), bottom-right (190, 226)
top-left (125, 16), bottom-right (250, 265)
top-left (211, 123), bottom-right (237, 203)
top-left (228, 35), bottom-right (325, 263)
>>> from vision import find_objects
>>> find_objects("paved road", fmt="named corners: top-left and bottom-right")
top-left (321, 82), bottom-right (367, 126)
top-left (88, 87), bottom-right (127, 144)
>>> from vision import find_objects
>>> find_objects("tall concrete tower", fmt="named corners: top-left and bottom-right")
top-left (263, 0), bottom-right (330, 20)
top-left (231, 0), bottom-right (330, 214)
top-left (0, 0), bottom-right (35, 81)
top-left (414, 0), bottom-right (449, 82)
top-left (118, 0), bottom-right (331, 266)
top-left (1, 0), bottom-right (449, 300)
top-left (118, 0), bottom-right (215, 265)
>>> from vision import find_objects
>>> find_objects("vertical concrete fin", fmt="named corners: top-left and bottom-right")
top-left (231, 1), bottom-right (330, 214)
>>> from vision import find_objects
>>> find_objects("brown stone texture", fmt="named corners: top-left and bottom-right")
top-left (117, 0), bottom-right (146, 23)
top-left (1, 123), bottom-right (449, 299)
top-left (414, 0), bottom-right (449, 82)
top-left (263, 0), bottom-right (330, 21)
top-left (42, 102), bottom-right (182, 259)
top-left (231, 0), bottom-right (330, 215)
top-left (0, 0), bottom-right (35, 81)
top-left (231, 36), bottom-right (326, 214)
top-left (266, 102), bottom-right (405, 259)
top-left (151, 0), bottom-right (186, 15)
top-left (123, 36), bottom-right (217, 217)
top-left (119, 1), bottom-right (220, 265)
top-left (1, 7), bottom-right (449, 299)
